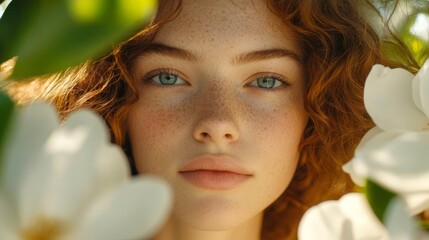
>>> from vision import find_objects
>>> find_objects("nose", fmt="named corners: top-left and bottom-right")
top-left (193, 118), bottom-right (240, 144)
top-left (192, 93), bottom-right (241, 145)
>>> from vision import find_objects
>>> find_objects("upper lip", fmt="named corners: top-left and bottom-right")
top-left (179, 154), bottom-right (253, 176)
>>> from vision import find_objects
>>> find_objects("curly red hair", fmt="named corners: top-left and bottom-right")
top-left (3, 0), bottom-right (420, 239)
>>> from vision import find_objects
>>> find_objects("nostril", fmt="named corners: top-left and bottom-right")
top-left (194, 128), bottom-right (238, 143)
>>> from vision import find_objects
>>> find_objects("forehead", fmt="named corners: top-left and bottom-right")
top-left (154, 0), bottom-right (300, 56)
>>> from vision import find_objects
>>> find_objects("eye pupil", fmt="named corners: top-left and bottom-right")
top-left (159, 73), bottom-right (177, 85)
top-left (257, 77), bottom-right (275, 88)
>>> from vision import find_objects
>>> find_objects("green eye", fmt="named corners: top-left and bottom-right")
top-left (143, 69), bottom-right (188, 86)
top-left (251, 77), bottom-right (285, 89)
top-left (156, 73), bottom-right (179, 85)
top-left (148, 71), bottom-right (187, 86)
top-left (248, 73), bottom-right (291, 90)
top-left (256, 77), bottom-right (277, 88)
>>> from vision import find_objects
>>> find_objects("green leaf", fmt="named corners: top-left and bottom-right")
top-left (0, 0), bottom-right (41, 63)
top-left (365, 179), bottom-right (397, 223)
top-left (1, 0), bottom-right (157, 80)
top-left (0, 91), bottom-right (15, 169)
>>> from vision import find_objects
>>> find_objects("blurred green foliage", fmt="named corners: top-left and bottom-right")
top-left (0, 0), bottom-right (157, 169)
top-left (373, 0), bottom-right (429, 66)
top-left (0, 0), bottom-right (157, 80)
top-left (365, 179), bottom-right (397, 223)
top-left (0, 92), bottom-right (14, 170)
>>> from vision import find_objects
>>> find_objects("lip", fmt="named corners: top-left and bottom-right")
top-left (178, 154), bottom-right (253, 190)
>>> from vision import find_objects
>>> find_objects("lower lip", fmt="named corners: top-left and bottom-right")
top-left (179, 170), bottom-right (251, 190)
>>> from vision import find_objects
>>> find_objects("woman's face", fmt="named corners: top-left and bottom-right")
top-left (128, 0), bottom-right (308, 230)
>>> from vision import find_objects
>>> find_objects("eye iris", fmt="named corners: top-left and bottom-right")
top-left (257, 77), bottom-right (276, 88)
top-left (159, 73), bottom-right (177, 85)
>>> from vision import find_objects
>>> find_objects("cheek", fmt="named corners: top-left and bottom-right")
top-left (246, 100), bottom-right (306, 157)
top-left (133, 107), bottom-right (178, 141)
top-left (249, 105), bottom-right (306, 191)
top-left (233, 104), bottom-right (305, 214)
top-left (127, 99), bottom-right (190, 173)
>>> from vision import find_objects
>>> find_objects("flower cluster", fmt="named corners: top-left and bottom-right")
top-left (0, 103), bottom-right (172, 240)
top-left (298, 59), bottom-right (429, 240)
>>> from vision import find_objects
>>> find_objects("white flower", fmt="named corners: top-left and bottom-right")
top-left (298, 193), bottom-right (389, 240)
top-left (384, 198), bottom-right (421, 240)
top-left (298, 193), bottom-right (420, 240)
top-left (364, 58), bottom-right (429, 131)
top-left (344, 59), bottom-right (429, 216)
top-left (341, 60), bottom-right (429, 240)
top-left (0, 103), bottom-right (172, 240)
top-left (343, 129), bottom-right (429, 215)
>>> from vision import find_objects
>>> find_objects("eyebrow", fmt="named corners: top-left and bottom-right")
top-left (137, 43), bottom-right (302, 64)
top-left (137, 43), bottom-right (199, 62)
top-left (233, 48), bottom-right (302, 65)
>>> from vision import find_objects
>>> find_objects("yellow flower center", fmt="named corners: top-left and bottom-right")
top-left (21, 217), bottom-right (65, 240)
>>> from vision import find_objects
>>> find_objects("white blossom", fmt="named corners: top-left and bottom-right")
top-left (0, 103), bottom-right (172, 240)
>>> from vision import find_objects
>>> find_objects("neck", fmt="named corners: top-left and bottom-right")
top-left (152, 213), bottom-right (263, 240)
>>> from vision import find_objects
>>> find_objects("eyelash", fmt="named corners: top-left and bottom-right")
top-left (141, 68), bottom-right (188, 86)
top-left (141, 69), bottom-right (292, 90)
top-left (248, 73), bottom-right (292, 91)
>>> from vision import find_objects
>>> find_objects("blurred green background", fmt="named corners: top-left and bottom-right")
top-left (0, 0), bottom-right (157, 79)
top-left (371, 0), bottom-right (429, 65)
top-left (1, 0), bottom-right (428, 67)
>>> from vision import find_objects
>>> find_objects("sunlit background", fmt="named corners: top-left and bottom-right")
top-left (382, 0), bottom-right (429, 64)
top-left (0, 0), bottom-right (428, 63)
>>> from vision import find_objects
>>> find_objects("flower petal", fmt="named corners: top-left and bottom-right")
top-left (364, 64), bottom-right (428, 131)
top-left (342, 156), bottom-right (368, 186)
top-left (298, 193), bottom-right (388, 240)
top-left (402, 192), bottom-right (429, 215)
top-left (343, 129), bottom-right (399, 186)
top-left (413, 58), bottom-right (429, 120)
top-left (299, 208), bottom-right (353, 240)
top-left (354, 127), bottom-right (384, 152)
top-left (18, 110), bottom-right (128, 226)
top-left (339, 193), bottom-right (388, 239)
top-left (90, 144), bottom-right (129, 198)
top-left (0, 194), bottom-right (19, 240)
top-left (66, 175), bottom-right (172, 240)
top-left (358, 131), bottom-right (429, 193)
top-left (1, 103), bottom-right (59, 202)
top-left (385, 197), bottom-right (419, 240)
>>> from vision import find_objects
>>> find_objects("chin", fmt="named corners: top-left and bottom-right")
top-left (172, 194), bottom-right (260, 231)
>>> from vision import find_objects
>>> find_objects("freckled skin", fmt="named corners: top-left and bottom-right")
top-left (127, 0), bottom-right (308, 238)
